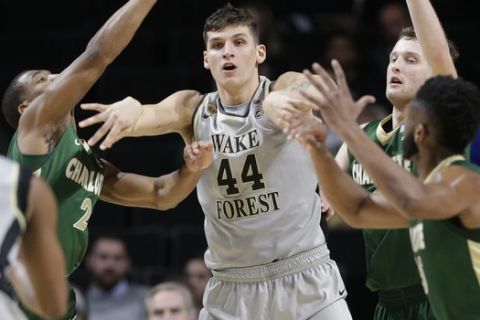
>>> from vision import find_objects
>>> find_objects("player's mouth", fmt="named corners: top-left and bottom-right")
top-left (389, 76), bottom-right (403, 86)
top-left (222, 62), bottom-right (237, 73)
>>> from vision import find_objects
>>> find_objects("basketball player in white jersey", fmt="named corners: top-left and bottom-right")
top-left (77, 4), bottom-right (355, 320)
top-left (0, 155), bottom-right (67, 319)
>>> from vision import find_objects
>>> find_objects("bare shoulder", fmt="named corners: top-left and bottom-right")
top-left (437, 165), bottom-right (480, 191)
top-left (271, 71), bottom-right (306, 91)
top-left (166, 89), bottom-right (203, 117)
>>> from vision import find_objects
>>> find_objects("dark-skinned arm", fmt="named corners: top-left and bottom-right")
top-left (302, 61), bottom-right (472, 220)
top-left (20, 0), bottom-right (157, 135)
top-left (7, 175), bottom-right (67, 319)
top-left (101, 163), bottom-right (201, 210)
top-left (291, 122), bottom-right (409, 228)
top-left (100, 141), bottom-right (213, 210)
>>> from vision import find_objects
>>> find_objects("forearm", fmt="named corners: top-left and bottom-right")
top-left (125, 90), bottom-right (199, 138)
top-left (311, 143), bottom-right (409, 228)
top-left (339, 124), bottom-right (425, 214)
top-left (101, 165), bottom-right (202, 210)
top-left (155, 165), bottom-right (203, 209)
top-left (131, 104), bottom-right (183, 137)
top-left (406, 0), bottom-right (456, 76)
top-left (309, 144), bottom-right (370, 226)
top-left (86, 0), bottom-right (157, 64)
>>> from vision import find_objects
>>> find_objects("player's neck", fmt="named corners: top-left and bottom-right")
top-left (391, 107), bottom-right (405, 130)
top-left (217, 77), bottom-right (260, 106)
top-left (416, 147), bottom-right (457, 180)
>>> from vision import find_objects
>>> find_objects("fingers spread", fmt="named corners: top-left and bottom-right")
top-left (80, 103), bottom-right (107, 112)
top-left (299, 88), bottom-right (324, 111)
top-left (357, 95), bottom-right (376, 109)
top-left (311, 63), bottom-right (336, 93)
top-left (79, 113), bottom-right (106, 128)
top-left (331, 60), bottom-right (349, 97)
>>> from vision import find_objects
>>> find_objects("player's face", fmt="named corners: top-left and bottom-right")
top-left (18, 70), bottom-right (58, 104)
top-left (203, 24), bottom-right (266, 91)
top-left (146, 291), bottom-right (193, 320)
top-left (87, 239), bottom-right (130, 290)
top-left (386, 39), bottom-right (430, 109)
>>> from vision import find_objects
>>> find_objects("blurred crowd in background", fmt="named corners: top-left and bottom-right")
top-left (1, 0), bottom-right (478, 319)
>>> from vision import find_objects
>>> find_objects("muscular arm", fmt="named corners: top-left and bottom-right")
top-left (19, 0), bottom-right (158, 153)
top-left (407, 0), bottom-right (457, 77)
top-left (272, 71), bottom-right (311, 92)
top-left (11, 177), bottom-right (68, 319)
top-left (263, 72), bottom-right (314, 128)
top-left (307, 141), bottom-right (409, 229)
top-left (100, 161), bottom-right (203, 210)
top-left (80, 90), bottom-right (202, 149)
top-left (117, 91), bottom-right (201, 141)
top-left (338, 123), bottom-right (477, 220)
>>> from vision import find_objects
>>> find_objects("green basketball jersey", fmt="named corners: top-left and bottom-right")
top-left (410, 159), bottom-right (480, 320)
top-left (348, 115), bottom-right (422, 291)
top-left (8, 124), bottom-right (104, 275)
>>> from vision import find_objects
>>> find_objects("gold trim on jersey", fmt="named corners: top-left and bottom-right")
top-left (423, 155), bottom-right (465, 183)
top-left (467, 240), bottom-right (480, 285)
top-left (9, 163), bottom-right (27, 232)
top-left (376, 115), bottom-right (400, 146)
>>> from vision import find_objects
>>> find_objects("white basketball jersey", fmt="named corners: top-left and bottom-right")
top-left (193, 77), bottom-right (326, 269)
top-left (0, 156), bottom-right (28, 319)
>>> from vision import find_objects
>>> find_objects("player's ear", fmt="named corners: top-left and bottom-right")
top-left (203, 51), bottom-right (210, 70)
top-left (18, 101), bottom-right (29, 114)
top-left (414, 123), bottom-right (427, 143)
top-left (256, 44), bottom-right (266, 65)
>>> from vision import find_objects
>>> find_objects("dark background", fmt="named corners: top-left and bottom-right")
top-left (1, 0), bottom-right (478, 318)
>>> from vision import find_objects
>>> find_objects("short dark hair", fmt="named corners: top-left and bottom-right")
top-left (2, 71), bottom-right (29, 129)
top-left (414, 75), bottom-right (480, 153)
top-left (203, 3), bottom-right (259, 45)
top-left (399, 26), bottom-right (460, 61)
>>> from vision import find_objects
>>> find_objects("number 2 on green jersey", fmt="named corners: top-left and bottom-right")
top-left (73, 198), bottom-right (92, 231)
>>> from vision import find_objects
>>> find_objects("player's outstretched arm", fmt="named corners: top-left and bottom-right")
top-left (285, 117), bottom-right (408, 228)
top-left (100, 141), bottom-right (213, 209)
top-left (7, 176), bottom-right (68, 319)
top-left (19, 0), bottom-right (157, 134)
top-left (406, 0), bottom-right (457, 77)
top-left (301, 61), bottom-right (477, 220)
top-left (79, 90), bottom-right (202, 150)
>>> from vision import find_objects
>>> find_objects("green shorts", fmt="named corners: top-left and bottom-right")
top-left (374, 284), bottom-right (436, 320)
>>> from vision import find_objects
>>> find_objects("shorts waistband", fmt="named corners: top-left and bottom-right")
top-left (377, 284), bottom-right (428, 307)
top-left (211, 244), bottom-right (330, 283)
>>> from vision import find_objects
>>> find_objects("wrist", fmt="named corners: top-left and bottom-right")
top-left (337, 121), bottom-right (361, 143)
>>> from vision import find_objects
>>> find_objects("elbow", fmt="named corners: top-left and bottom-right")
top-left (341, 213), bottom-right (369, 229)
top-left (84, 43), bottom-right (113, 67)
top-left (338, 194), bottom-right (370, 228)
top-left (155, 189), bottom-right (180, 210)
top-left (395, 193), bottom-right (425, 218)
top-left (156, 200), bottom-right (179, 211)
